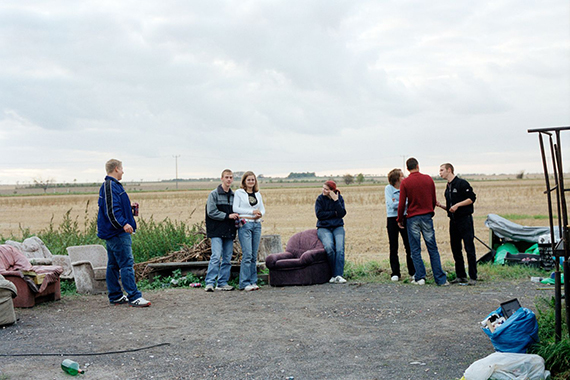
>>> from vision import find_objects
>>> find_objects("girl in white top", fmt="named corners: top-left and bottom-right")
top-left (232, 171), bottom-right (265, 291)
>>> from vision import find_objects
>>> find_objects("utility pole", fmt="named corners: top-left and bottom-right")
top-left (173, 155), bottom-right (180, 189)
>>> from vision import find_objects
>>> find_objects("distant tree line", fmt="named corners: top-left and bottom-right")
top-left (287, 172), bottom-right (316, 179)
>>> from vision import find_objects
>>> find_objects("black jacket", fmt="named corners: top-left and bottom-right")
top-left (205, 185), bottom-right (236, 239)
top-left (444, 176), bottom-right (476, 219)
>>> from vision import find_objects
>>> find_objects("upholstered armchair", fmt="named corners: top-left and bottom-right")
top-left (5, 237), bottom-right (72, 279)
top-left (67, 245), bottom-right (108, 294)
top-left (0, 274), bottom-right (17, 325)
top-left (0, 245), bottom-right (62, 308)
top-left (265, 229), bottom-right (331, 286)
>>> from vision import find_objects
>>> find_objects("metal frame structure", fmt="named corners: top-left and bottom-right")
top-left (528, 126), bottom-right (570, 341)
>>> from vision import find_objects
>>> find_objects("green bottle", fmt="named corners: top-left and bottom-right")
top-left (61, 359), bottom-right (84, 376)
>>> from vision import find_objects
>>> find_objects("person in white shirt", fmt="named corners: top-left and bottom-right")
top-left (233, 171), bottom-right (265, 291)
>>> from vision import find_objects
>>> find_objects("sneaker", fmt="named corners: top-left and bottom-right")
top-left (329, 277), bottom-right (336, 283)
top-left (252, 284), bottom-right (259, 290)
top-left (411, 278), bottom-right (425, 285)
top-left (390, 275), bottom-right (399, 282)
top-left (450, 277), bottom-right (468, 284)
top-left (468, 279), bottom-right (477, 286)
top-left (110, 295), bottom-right (128, 305)
top-left (440, 281), bottom-right (450, 286)
top-left (244, 285), bottom-right (256, 291)
top-left (335, 276), bottom-right (347, 284)
top-left (215, 284), bottom-right (234, 291)
top-left (129, 297), bottom-right (151, 307)
top-left (205, 284), bottom-right (214, 292)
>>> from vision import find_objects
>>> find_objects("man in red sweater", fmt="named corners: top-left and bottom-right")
top-left (397, 158), bottom-right (449, 286)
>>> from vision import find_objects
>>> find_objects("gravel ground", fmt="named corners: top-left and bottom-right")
top-left (0, 278), bottom-right (547, 380)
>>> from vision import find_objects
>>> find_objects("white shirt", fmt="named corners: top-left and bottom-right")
top-left (232, 188), bottom-right (266, 222)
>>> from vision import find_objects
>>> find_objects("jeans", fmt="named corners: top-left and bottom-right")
top-left (105, 232), bottom-right (141, 302)
top-left (450, 215), bottom-right (477, 280)
top-left (238, 222), bottom-right (262, 289)
top-left (387, 217), bottom-right (415, 278)
top-left (406, 214), bottom-right (447, 285)
top-left (205, 237), bottom-right (234, 287)
top-left (317, 226), bottom-right (345, 277)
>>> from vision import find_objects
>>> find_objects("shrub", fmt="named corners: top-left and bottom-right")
top-left (529, 297), bottom-right (570, 379)
top-left (0, 204), bottom-right (203, 263)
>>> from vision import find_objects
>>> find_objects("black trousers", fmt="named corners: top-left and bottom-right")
top-left (449, 214), bottom-right (477, 280)
top-left (386, 217), bottom-right (414, 278)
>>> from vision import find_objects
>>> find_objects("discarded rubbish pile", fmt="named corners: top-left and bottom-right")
top-left (479, 214), bottom-right (557, 269)
top-left (461, 298), bottom-right (550, 380)
top-left (133, 226), bottom-right (242, 281)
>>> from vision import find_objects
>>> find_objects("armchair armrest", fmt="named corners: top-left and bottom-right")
top-left (28, 258), bottom-right (52, 266)
top-left (71, 260), bottom-right (93, 268)
top-left (299, 248), bottom-right (327, 266)
top-left (265, 252), bottom-right (294, 268)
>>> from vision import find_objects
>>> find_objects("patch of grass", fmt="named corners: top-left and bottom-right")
top-left (476, 262), bottom-right (548, 281)
top-left (132, 217), bottom-right (201, 262)
top-left (344, 261), bottom-right (386, 282)
top-left (60, 279), bottom-right (77, 296)
top-left (529, 297), bottom-right (570, 379)
top-left (499, 213), bottom-right (554, 220)
top-left (344, 260), bottom-right (551, 285)
top-left (138, 269), bottom-right (203, 291)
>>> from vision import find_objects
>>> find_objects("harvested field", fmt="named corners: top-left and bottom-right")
top-left (0, 179), bottom-right (551, 264)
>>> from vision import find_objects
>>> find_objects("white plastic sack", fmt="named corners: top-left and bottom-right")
top-left (464, 352), bottom-right (550, 380)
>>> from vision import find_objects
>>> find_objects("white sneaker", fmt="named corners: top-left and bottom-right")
top-left (252, 284), bottom-right (259, 290)
top-left (411, 278), bottom-right (425, 286)
top-left (390, 275), bottom-right (399, 282)
top-left (205, 284), bottom-right (214, 292)
top-left (215, 284), bottom-right (234, 291)
top-left (335, 276), bottom-right (347, 284)
top-left (329, 277), bottom-right (336, 283)
top-left (244, 285), bottom-right (256, 291)
top-left (129, 297), bottom-right (151, 307)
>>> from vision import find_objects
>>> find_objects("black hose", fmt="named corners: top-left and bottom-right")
top-left (0, 342), bottom-right (170, 357)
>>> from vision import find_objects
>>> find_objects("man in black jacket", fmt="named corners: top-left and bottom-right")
top-left (437, 163), bottom-right (477, 285)
top-left (204, 169), bottom-right (239, 292)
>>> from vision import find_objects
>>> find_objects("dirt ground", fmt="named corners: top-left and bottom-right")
top-left (0, 279), bottom-right (548, 380)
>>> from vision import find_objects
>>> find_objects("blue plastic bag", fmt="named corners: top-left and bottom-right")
top-left (482, 307), bottom-right (539, 353)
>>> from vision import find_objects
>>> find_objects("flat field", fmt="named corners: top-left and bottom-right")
top-left (0, 179), bottom-right (553, 264)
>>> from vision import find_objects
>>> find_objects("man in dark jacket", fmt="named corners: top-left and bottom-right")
top-left (437, 163), bottom-right (477, 285)
top-left (97, 159), bottom-right (150, 307)
top-left (204, 169), bottom-right (239, 292)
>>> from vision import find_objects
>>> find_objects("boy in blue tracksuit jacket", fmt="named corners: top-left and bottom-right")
top-left (97, 159), bottom-right (151, 307)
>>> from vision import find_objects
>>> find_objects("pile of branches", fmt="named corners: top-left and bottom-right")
top-left (134, 225), bottom-right (242, 281)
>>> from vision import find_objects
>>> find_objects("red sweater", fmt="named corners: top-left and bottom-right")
top-left (397, 171), bottom-right (436, 222)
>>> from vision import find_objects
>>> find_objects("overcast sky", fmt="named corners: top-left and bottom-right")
top-left (1, 1), bottom-right (569, 184)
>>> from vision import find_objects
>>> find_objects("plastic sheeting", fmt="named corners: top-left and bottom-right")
top-left (463, 352), bottom-right (550, 380)
top-left (485, 214), bottom-right (559, 243)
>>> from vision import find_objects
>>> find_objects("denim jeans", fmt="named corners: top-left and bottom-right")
top-left (205, 237), bottom-right (234, 287)
top-left (406, 214), bottom-right (447, 285)
top-left (105, 232), bottom-right (142, 302)
top-left (317, 226), bottom-right (345, 277)
top-left (238, 222), bottom-right (262, 289)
